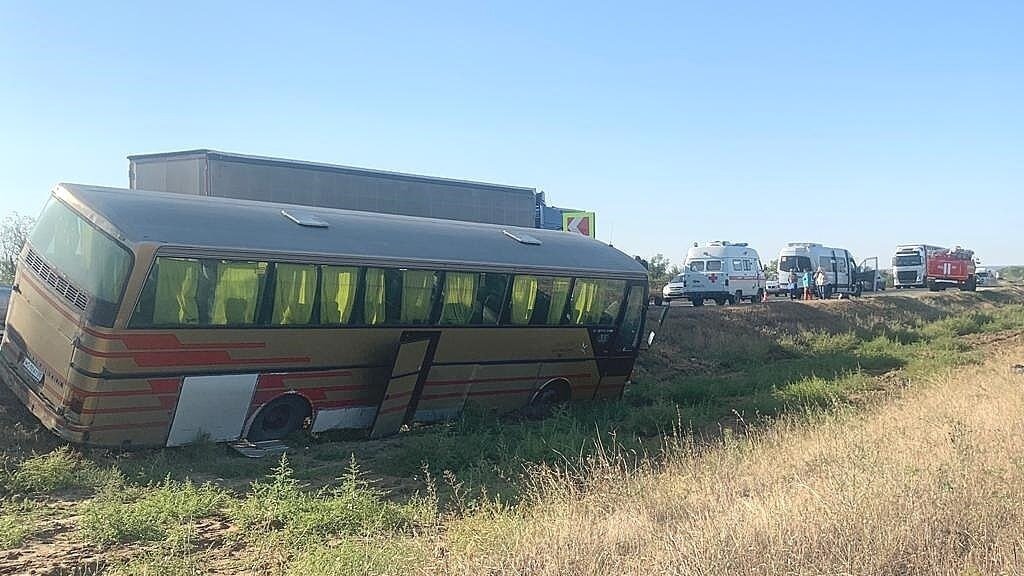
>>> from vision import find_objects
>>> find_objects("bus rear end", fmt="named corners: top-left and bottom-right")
top-left (0, 194), bottom-right (133, 443)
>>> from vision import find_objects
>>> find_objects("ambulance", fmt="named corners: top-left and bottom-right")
top-left (663, 241), bottom-right (765, 306)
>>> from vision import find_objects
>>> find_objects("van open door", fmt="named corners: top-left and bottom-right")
top-left (857, 257), bottom-right (881, 292)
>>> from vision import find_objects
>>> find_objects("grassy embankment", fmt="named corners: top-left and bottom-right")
top-left (0, 288), bottom-right (1022, 574)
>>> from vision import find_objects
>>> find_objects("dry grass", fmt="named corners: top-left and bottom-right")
top-left (428, 342), bottom-right (1024, 575)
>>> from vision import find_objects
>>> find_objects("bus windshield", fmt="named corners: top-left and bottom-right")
top-left (29, 199), bottom-right (132, 308)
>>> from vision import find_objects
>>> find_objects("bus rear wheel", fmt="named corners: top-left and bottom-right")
top-left (247, 394), bottom-right (311, 442)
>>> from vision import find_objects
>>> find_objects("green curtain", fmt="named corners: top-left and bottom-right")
top-left (272, 263), bottom-right (316, 325)
top-left (401, 270), bottom-right (435, 324)
top-left (510, 275), bottom-right (538, 325)
top-left (321, 266), bottom-right (358, 324)
top-left (547, 278), bottom-right (571, 325)
top-left (441, 272), bottom-right (477, 325)
top-left (153, 258), bottom-right (198, 325)
top-left (211, 261), bottom-right (262, 325)
top-left (364, 268), bottom-right (386, 325)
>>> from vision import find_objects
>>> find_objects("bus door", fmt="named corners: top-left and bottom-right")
top-left (369, 331), bottom-right (440, 439)
top-left (593, 283), bottom-right (646, 400)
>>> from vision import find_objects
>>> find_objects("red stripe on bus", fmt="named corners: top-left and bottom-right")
top-left (80, 327), bottom-right (267, 351)
top-left (76, 344), bottom-right (309, 367)
top-left (424, 373), bottom-right (592, 387)
top-left (147, 378), bottom-right (182, 395)
top-left (256, 371), bottom-right (354, 389)
top-left (64, 420), bottom-right (168, 432)
top-left (384, 390), bottom-right (413, 402)
top-left (79, 404), bottom-right (173, 415)
top-left (421, 386), bottom-right (536, 401)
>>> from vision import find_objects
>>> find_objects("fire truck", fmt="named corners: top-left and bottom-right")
top-left (926, 247), bottom-right (977, 291)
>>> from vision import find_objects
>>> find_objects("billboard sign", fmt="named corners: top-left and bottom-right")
top-left (562, 211), bottom-right (595, 238)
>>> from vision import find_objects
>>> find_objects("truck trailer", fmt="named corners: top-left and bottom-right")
top-left (129, 149), bottom-right (540, 228)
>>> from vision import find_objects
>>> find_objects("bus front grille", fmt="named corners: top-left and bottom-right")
top-left (23, 249), bottom-right (89, 311)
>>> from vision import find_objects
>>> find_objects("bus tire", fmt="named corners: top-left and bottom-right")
top-left (524, 379), bottom-right (570, 419)
top-left (247, 394), bottom-right (311, 442)
top-left (691, 297), bottom-right (704, 307)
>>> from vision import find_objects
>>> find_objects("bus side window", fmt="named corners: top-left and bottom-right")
top-left (509, 275), bottom-right (538, 325)
top-left (130, 256), bottom-right (200, 327)
top-left (320, 266), bottom-right (361, 325)
top-left (733, 259), bottom-right (743, 271)
top-left (569, 278), bottom-right (626, 325)
top-left (401, 269), bottom-right (439, 325)
top-left (271, 263), bottom-right (317, 325)
top-left (363, 268), bottom-right (388, 325)
top-left (506, 275), bottom-right (573, 326)
top-left (440, 271), bottom-right (478, 325)
top-left (209, 261), bottom-right (268, 326)
top-left (474, 273), bottom-right (510, 325)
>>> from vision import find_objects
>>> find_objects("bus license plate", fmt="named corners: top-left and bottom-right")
top-left (22, 357), bottom-right (43, 383)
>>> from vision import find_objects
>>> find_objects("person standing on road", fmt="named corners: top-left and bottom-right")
top-left (788, 270), bottom-right (799, 300)
top-left (801, 269), bottom-right (813, 300)
top-left (815, 267), bottom-right (828, 300)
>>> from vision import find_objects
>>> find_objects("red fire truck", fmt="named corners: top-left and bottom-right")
top-left (926, 247), bottom-right (977, 291)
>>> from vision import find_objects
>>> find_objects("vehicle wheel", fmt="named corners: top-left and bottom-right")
top-left (524, 380), bottom-right (569, 419)
top-left (247, 394), bottom-right (311, 442)
top-left (651, 295), bottom-right (664, 306)
top-left (691, 298), bottom-right (704, 307)
top-left (962, 276), bottom-right (977, 292)
top-left (927, 280), bottom-right (939, 292)
top-left (713, 297), bottom-right (726, 306)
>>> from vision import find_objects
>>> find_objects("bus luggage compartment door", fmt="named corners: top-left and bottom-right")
top-left (369, 331), bottom-right (440, 439)
top-left (166, 373), bottom-right (259, 447)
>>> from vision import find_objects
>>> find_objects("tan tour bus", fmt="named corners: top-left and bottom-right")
top-left (1, 184), bottom-right (649, 448)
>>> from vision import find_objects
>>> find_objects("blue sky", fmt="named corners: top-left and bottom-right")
top-left (1, 1), bottom-right (1021, 265)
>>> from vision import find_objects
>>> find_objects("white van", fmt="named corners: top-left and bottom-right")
top-left (663, 241), bottom-right (765, 306)
top-left (777, 243), bottom-right (864, 298)
top-left (975, 267), bottom-right (998, 287)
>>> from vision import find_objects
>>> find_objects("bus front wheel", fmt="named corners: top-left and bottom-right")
top-left (247, 394), bottom-right (311, 442)
top-left (524, 380), bottom-right (570, 420)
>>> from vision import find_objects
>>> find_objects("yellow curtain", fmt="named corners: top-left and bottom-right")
top-left (153, 258), bottom-right (198, 325)
top-left (441, 272), bottom-right (477, 325)
top-left (547, 277), bottom-right (571, 325)
top-left (211, 262), bottom-right (262, 325)
top-left (272, 263), bottom-right (316, 325)
top-left (510, 275), bottom-right (538, 325)
top-left (401, 270), bottom-right (435, 324)
top-left (364, 268), bottom-right (386, 325)
top-left (321, 266), bottom-right (359, 324)
top-left (570, 279), bottom-right (598, 324)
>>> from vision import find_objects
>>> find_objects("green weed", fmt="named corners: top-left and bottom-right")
top-left (79, 477), bottom-right (227, 544)
top-left (229, 455), bottom-right (434, 544)
top-left (0, 499), bottom-right (36, 549)
top-left (2, 445), bottom-right (119, 495)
